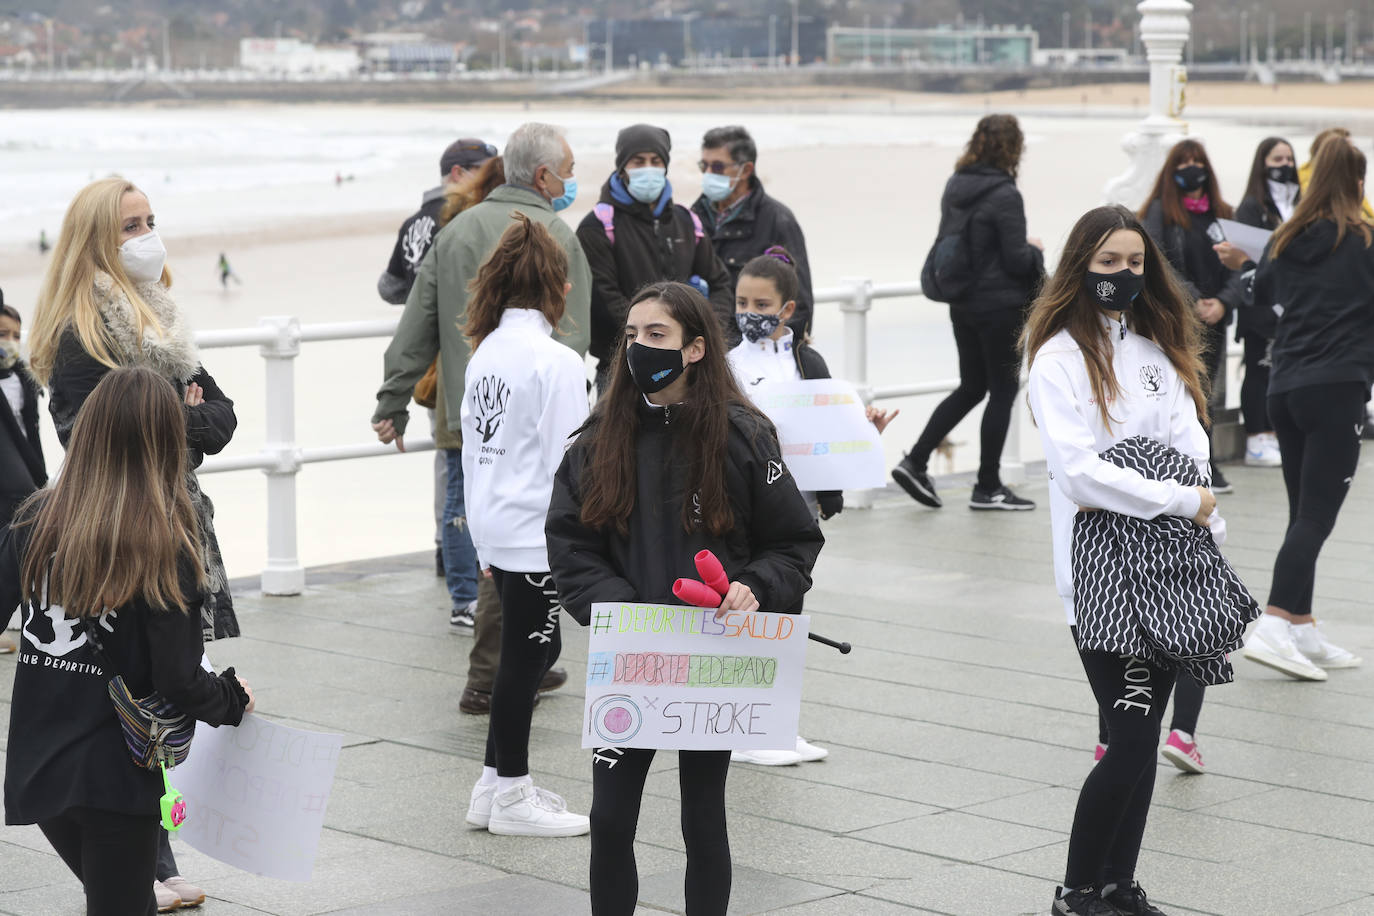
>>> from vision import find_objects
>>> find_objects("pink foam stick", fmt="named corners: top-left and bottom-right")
top-left (694, 550), bottom-right (729, 597)
top-left (673, 578), bottom-right (723, 608)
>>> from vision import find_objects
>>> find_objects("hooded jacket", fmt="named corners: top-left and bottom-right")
top-left (545, 401), bottom-right (823, 625)
top-left (937, 165), bottom-right (1044, 313)
top-left (1254, 218), bottom-right (1374, 397)
top-left (576, 175), bottom-right (735, 364)
top-left (0, 362), bottom-right (45, 527)
top-left (692, 180), bottom-right (814, 335)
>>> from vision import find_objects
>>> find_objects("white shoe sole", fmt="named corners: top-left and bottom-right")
top-left (968, 500), bottom-right (1035, 511)
top-left (465, 809), bottom-right (490, 828)
top-left (1243, 457), bottom-right (1282, 468)
top-left (487, 817), bottom-right (590, 837)
top-left (731, 750), bottom-right (804, 766)
top-left (1241, 643), bottom-right (1328, 681)
top-left (1307, 654), bottom-right (1364, 669)
top-left (1161, 744), bottom-right (1206, 774)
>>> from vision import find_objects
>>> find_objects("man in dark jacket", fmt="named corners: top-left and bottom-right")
top-left (692, 125), bottom-right (814, 336)
top-left (577, 124), bottom-right (734, 392)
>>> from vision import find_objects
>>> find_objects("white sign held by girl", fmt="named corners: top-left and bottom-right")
top-left (751, 378), bottom-right (887, 491)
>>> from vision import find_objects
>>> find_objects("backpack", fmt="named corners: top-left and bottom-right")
top-left (920, 181), bottom-right (1001, 304)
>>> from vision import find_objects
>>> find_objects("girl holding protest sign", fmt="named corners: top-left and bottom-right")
top-left (546, 280), bottom-right (823, 916)
top-left (725, 246), bottom-right (894, 766)
top-left (1025, 205), bottom-right (1226, 916)
top-left (0, 367), bottom-right (253, 916)
top-left (459, 214), bottom-right (591, 838)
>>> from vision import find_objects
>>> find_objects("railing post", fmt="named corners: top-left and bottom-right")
top-left (258, 316), bottom-right (305, 596)
top-left (838, 277), bottom-right (876, 509)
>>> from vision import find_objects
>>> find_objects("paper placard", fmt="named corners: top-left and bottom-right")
top-left (582, 603), bottom-right (809, 752)
top-left (1216, 219), bottom-right (1273, 262)
top-left (750, 379), bottom-right (886, 491)
top-left (172, 714), bottom-right (343, 882)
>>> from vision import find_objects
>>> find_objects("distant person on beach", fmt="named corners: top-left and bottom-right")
top-left (38, 230), bottom-right (49, 254)
top-left (1298, 128), bottom-right (1374, 221)
top-left (27, 176), bottom-right (243, 910)
top-left (894, 113), bottom-right (1043, 512)
top-left (577, 123), bottom-right (734, 395)
top-left (1, 297), bottom-right (47, 657)
top-left (217, 252), bottom-right (240, 288)
top-left (692, 125), bottom-right (814, 336)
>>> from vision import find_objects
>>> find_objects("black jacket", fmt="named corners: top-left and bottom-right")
top-left (1141, 200), bottom-right (1246, 318)
top-left (692, 181), bottom-right (814, 335)
top-left (1, 515), bottom-right (248, 825)
top-left (546, 401), bottom-right (823, 625)
top-left (939, 165), bottom-right (1044, 313)
top-left (1232, 194), bottom-right (1284, 340)
top-left (378, 186), bottom-right (446, 305)
top-left (1235, 191), bottom-right (1286, 232)
top-left (576, 178), bottom-right (735, 364)
top-left (0, 364), bottom-right (46, 527)
top-left (1255, 219), bottom-right (1374, 397)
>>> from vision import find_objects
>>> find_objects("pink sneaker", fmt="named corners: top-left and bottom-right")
top-left (1094, 744), bottom-right (1106, 762)
top-left (1161, 729), bottom-right (1205, 774)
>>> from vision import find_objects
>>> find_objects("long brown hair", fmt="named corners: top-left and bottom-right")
top-left (463, 212), bottom-right (569, 351)
top-left (441, 156), bottom-right (507, 227)
top-left (15, 367), bottom-right (203, 618)
top-left (1139, 139), bottom-right (1234, 230)
top-left (1308, 126), bottom-right (1351, 160)
top-left (955, 114), bottom-right (1023, 178)
top-left (577, 281), bottom-right (768, 537)
top-left (1022, 205), bottom-right (1208, 431)
top-left (1241, 136), bottom-right (1300, 215)
top-left (1271, 137), bottom-right (1370, 260)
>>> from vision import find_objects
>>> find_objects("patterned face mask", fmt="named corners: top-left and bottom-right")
top-left (0, 339), bottom-right (19, 371)
top-left (735, 311), bottom-right (782, 343)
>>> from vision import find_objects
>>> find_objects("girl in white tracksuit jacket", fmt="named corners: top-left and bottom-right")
top-left (459, 214), bottom-right (590, 838)
top-left (1025, 205), bottom-right (1221, 916)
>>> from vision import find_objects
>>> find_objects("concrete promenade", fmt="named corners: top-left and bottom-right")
top-left (2, 462), bottom-right (1372, 915)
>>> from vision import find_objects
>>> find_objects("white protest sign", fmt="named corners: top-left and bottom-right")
top-left (1216, 219), bottom-right (1273, 262)
top-left (583, 602), bottom-right (809, 752)
top-left (172, 714), bottom-right (343, 882)
top-left (750, 379), bottom-right (886, 491)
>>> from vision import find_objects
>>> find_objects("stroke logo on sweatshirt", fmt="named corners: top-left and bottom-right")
top-left (470, 375), bottom-right (511, 444)
top-left (1139, 364), bottom-right (1165, 398)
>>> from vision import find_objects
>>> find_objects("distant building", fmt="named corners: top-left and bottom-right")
top-left (1033, 47), bottom-right (1130, 67)
top-left (359, 32), bottom-right (456, 73)
top-left (827, 24), bottom-right (1039, 68)
top-left (587, 15), bottom-right (827, 69)
top-left (239, 38), bottom-right (360, 76)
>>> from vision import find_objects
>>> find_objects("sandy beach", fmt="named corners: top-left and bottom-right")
top-left (2, 86), bottom-right (1368, 581)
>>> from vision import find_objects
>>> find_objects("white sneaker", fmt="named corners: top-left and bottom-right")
top-left (1244, 434), bottom-right (1282, 467)
top-left (731, 747), bottom-right (805, 766)
top-left (153, 881), bottom-right (182, 912)
top-left (1290, 622), bottom-right (1363, 668)
top-left (795, 737), bottom-right (829, 762)
top-left (1241, 615), bottom-right (1328, 681)
top-left (466, 780), bottom-right (496, 828)
top-left (487, 783), bottom-right (589, 837)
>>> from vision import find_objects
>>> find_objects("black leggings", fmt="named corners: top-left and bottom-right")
top-left (1097, 669), bottom-right (1204, 741)
top-left (485, 567), bottom-right (563, 776)
top-left (39, 806), bottom-right (160, 916)
top-left (1067, 641), bottom-right (1176, 890)
top-left (1267, 382), bottom-right (1366, 616)
top-left (1200, 321), bottom-right (1227, 461)
top-left (589, 748), bottom-right (731, 916)
top-left (908, 306), bottom-right (1021, 491)
top-left (1239, 333), bottom-right (1273, 435)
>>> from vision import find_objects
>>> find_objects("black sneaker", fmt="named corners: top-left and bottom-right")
top-left (450, 600), bottom-right (476, 631)
top-left (1209, 464), bottom-right (1234, 494)
top-left (435, 546), bottom-right (446, 578)
top-left (969, 485), bottom-right (1035, 511)
top-left (1052, 885), bottom-right (1118, 915)
top-left (892, 456), bottom-right (942, 508)
top-left (1102, 881), bottom-right (1171, 915)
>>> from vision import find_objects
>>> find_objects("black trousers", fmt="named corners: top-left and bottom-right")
top-left (1066, 639), bottom-right (1177, 891)
top-left (1239, 333), bottom-right (1273, 435)
top-left (484, 567), bottom-right (563, 776)
top-left (38, 806), bottom-right (160, 916)
top-left (589, 747), bottom-right (731, 916)
top-left (907, 306), bottom-right (1022, 491)
top-left (1267, 382), bottom-right (1366, 616)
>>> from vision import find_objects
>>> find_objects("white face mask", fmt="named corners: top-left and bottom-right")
top-left (119, 231), bottom-right (167, 283)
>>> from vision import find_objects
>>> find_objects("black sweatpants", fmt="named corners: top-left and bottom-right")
top-left (589, 747), bottom-right (731, 916)
top-left (38, 806), bottom-right (160, 916)
top-left (484, 567), bottom-right (563, 777)
top-left (1266, 382), bottom-right (1366, 616)
top-left (1239, 333), bottom-right (1273, 435)
top-left (907, 306), bottom-right (1022, 491)
top-left (1066, 640), bottom-right (1177, 891)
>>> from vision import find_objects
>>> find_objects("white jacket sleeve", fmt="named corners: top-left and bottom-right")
top-left (1028, 354), bottom-right (1202, 521)
top-left (1168, 372), bottom-right (1227, 545)
top-left (538, 354), bottom-right (590, 481)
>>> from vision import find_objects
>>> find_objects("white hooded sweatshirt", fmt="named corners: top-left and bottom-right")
top-left (461, 308), bottom-right (589, 573)
top-left (1026, 315), bottom-right (1224, 625)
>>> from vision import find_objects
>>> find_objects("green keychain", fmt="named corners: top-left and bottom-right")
top-left (159, 760), bottom-right (186, 832)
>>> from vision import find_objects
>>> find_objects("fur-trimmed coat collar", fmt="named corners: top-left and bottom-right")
top-left (92, 272), bottom-right (199, 383)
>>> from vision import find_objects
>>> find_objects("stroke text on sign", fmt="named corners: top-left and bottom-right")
top-left (587, 652), bottom-right (778, 687)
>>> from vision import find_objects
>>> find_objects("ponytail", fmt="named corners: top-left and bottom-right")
top-left (463, 212), bottom-right (571, 350)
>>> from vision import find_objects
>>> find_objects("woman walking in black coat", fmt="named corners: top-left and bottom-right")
top-left (0, 300), bottom-right (46, 656)
top-left (894, 114), bottom-right (1044, 511)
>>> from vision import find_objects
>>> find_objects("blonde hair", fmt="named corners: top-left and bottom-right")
top-left (28, 177), bottom-right (172, 386)
top-left (15, 367), bottom-right (203, 617)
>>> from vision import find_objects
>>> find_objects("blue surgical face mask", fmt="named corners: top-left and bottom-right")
top-left (701, 171), bottom-right (736, 203)
top-left (550, 175), bottom-right (577, 212)
top-left (626, 167), bottom-right (667, 204)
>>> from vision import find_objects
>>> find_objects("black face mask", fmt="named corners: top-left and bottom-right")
top-left (1174, 165), bottom-right (1209, 192)
top-left (1266, 164), bottom-right (1299, 186)
top-left (1084, 269), bottom-right (1145, 312)
top-left (626, 342), bottom-right (686, 394)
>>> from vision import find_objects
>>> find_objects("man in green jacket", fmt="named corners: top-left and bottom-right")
top-left (372, 121), bottom-right (589, 713)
